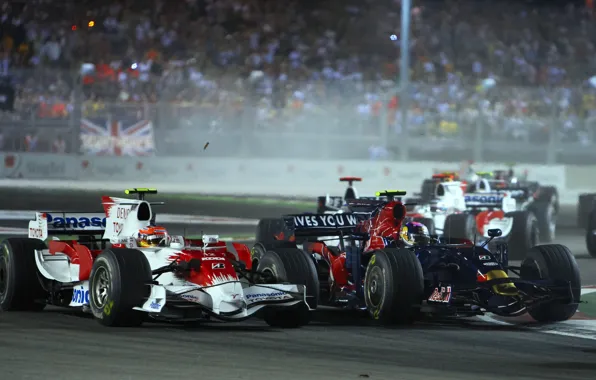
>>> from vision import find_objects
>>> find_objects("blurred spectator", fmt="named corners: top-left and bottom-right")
top-left (0, 0), bottom-right (595, 151)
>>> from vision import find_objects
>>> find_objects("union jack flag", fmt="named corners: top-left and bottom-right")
top-left (80, 118), bottom-right (155, 156)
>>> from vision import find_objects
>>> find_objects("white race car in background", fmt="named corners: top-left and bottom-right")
top-left (408, 175), bottom-right (540, 259)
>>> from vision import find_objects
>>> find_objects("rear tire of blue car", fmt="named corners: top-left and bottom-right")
top-left (257, 248), bottom-right (319, 328)
top-left (0, 238), bottom-right (47, 312)
top-left (507, 211), bottom-right (538, 260)
top-left (89, 248), bottom-right (152, 327)
top-left (520, 244), bottom-right (581, 322)
top-left (586, 209), bottom-right (596, 258)
top-left (364, 248), bottom-right (424, 324)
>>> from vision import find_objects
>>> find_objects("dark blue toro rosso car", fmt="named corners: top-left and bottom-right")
top-left (253, 192), bottom-right (581, 325)
top-left (405, 230), bottom-right (581, 323)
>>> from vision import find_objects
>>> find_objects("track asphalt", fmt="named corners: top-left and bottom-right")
top-left (0, 188), bottom-right (595, 380)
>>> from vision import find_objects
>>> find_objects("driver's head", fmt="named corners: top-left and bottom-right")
top-left (401, 221), bottom-right (430, 246)
top-left (137, 226), bottom-right (168, 247)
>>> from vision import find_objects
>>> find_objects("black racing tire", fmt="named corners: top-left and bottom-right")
top-left (89, 248), bottom-right (152, 327)
top-left (250, 240), bottom-right (299, 268)
top-left (443, 213), bottom-right (476, 240)
top-left (531, 200), bottom-right (556, 243)
top-left (257, 248), bottom-right (319, 328)
top-left (507, 211), bottom-right (539, 261)
top-left (0, 238), bottom-right (47, 311)
top-left (419, 179), bottom-right (437, 203)
top-left (364, 248), bottom-right (424, 324)
top-left (520, 244), bottom-right (581, 322)
top-left (577, 193), bottom-right (596, 228)
top-left (403, 197), bottom-right (422, 212)
top-left (255, 217), bottom-right (293, 244)
top-left (413, 217), bottom-right (435, 236)
top-left (586, 209), bottom-right (596, 258)
top-left (537, 186), bottom-right (559, 212)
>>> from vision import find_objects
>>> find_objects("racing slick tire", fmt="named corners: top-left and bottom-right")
top-left (89, 248), bottom-right (152, 327)
top-left (531, 200), bottom-right (556, 243)
top-left (256, 217), bottom-right (296, 244)
top-left (412, 217), bottom-right (435, 236)
top-left (507, 211), bottom-right (539, 260)
top-left (578, 193), bottom-right (596, 228)
top-left (0, 238), bottom-right (48, 311)
top-left (419, 179), bottom-right (437, 203)
top-left (443, 213), bottom-right (475, 241)
top-left (520, 244), bottom-right (581, 322)
top-left (364, 248), bottom-right (424, 324)
top-left (536, 186), bottom-right (559, 212)
top-left (256, 247), bottom-right (320, 328)
top-left (586, 209), bottom-right (596, 258)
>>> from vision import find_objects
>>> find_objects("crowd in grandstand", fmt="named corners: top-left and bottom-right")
top-left (0, 0), bottom-right (596, 153)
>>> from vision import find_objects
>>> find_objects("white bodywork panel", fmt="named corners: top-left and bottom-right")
top-left (410, 181), bottom-right (468, 234)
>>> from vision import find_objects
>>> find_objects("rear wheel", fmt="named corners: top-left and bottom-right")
top-left (413, 217), bottom-right (435, 236)
top-left (531, 200), bottom-right (556, 243)
top-left (520, 244), bottom-right (581, 322)
top-left (577, 193), bottom-right (596, 228)
top-left (586, 210), bottom-right (596, 258)
top-left (364, 248), bottom-right (424, 324)
top-left (508, 211), bottom-right (539, 260)
top-left (257, 248), bottom-right (319, 328)
top-left (0, 238), bottom-right (47, 311)
top-left (443, 213), bottom-right (475, 240)
top-left (89, 248), bottom-right (152, 327)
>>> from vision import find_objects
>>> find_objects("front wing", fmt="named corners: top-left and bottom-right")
top-left (134, 282), bottom-right (310, 321)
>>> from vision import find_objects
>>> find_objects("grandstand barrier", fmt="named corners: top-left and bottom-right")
top-left (0, 153), bottom-right (587, 205)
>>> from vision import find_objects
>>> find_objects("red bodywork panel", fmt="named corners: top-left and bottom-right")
top-left (49, 238), bottom-right (251, 284)
top-left (49, 240), bottom-right (98, 281)
top-left (474, 210), bottom-right (505, 236)
top-left (306, 200), bottom-right (407, 290)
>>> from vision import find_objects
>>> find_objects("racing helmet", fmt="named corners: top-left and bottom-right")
top-left (137, 226), bottom-right (169, 247)
top-left (400, 221), bottom-right (430, 246)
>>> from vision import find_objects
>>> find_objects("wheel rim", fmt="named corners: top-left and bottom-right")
top-left (367, 266), bottom-right (384, 308)
top-left (0, 245), bottom-right (9, 298)
top-left (93, 267), bottom-right (111, 308)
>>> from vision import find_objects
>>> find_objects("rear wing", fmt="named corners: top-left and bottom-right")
top-left (283, 213), bottom-right (366, 237)
top-left (28, 212), bottom-right (106, 240)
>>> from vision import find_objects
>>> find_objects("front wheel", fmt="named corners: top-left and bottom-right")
top-left (88, 248), bottom-right (152, 327)
top-left (520, 244), bottom-right (581, 322)
top-left (364, 248), bottom-right (424, 324)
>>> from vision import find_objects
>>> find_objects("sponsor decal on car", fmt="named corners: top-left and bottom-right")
top-left (245, 291), bottom-right (290, 303)
top-left (71, 286), bottom-right (90, 305)
top-left (464, 194), bottom-right (504, 203)
top-left (46, 213), bottom-right (106, 229)
top-left (428, 286), bottom-right (452, 303)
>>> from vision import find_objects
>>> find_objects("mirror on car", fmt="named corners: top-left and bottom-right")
top-left (487, 228), bottom-right (502, 238)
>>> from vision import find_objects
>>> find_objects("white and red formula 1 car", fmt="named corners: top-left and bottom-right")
top-left (0, 188), bottom-right (316, 328)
